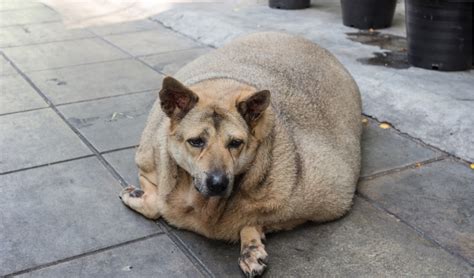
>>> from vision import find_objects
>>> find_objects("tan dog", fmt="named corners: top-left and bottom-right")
top-left (120, 32), bottom-right (361, 277)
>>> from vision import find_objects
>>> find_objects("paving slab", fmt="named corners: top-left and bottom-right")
top-left (3, 38), bottom-right (128, 72)
top-left (103, 148), bottom-right (139, 185)
top-left (16, 235), bottom-right (202, 278)
top-left (0, 0), bottom-right (44, 11)
top-left (0, 6), bottom-right (60, 27)
top-left (361, 118), bottom-right (441, 177)
top-left (0, 21), bottom-right (94, 48)
top-left (172, 198), bottom-right (472, 277)
top-left (0, 74), bottom-right (47, 115)
top-left (0, 108), bottom-right (91, 173)
top-left (104, 28), bottom-right (202, 57)
top-left (140, 47), bottom-right (211, 76)
top-left (88, 19), bottom-right (164, 36)
top-left (151, 1), bottom-right (474, 161)
top-left (0, 54), bottom-right (17, 75)
top-left (0, 157), bottom-right (160, 276)
top-left (359, 159), bottom-right (474, 264)
top-left (59, 92), bottom-right (156, 152)
top-left (29, 59), bottom-right (163, 104)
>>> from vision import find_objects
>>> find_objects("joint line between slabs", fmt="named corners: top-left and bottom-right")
top-left (357, 193), bottom-right (474, 268)
top-left (157, 220), bottom-right (215, 278)
top-left (3, 233), bottom-right (164, 277)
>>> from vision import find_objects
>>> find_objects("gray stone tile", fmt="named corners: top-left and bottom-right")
top-left (0, 22), bottom-right (94, 48)
top-left (0, 157), bottom-right (160, 276)
top-left (171, 230), bottom-right (240, 277)
top-left (29, 59), bottom-right (163, 104)
top-left (0, 74), bottom-right (47, 114)
top-left (173, 198), bottom-right (472, 277)
top-left (59, 92), bottom-right (156, 152)
top-left (140, 47), bottom-right (211, 76)
top-left (103, 148), bottom-right (139, 185)
top-left (0, 0), bottom-right (43, 11)
top-left (104, 29), bottom-right (201, 57)
top-left (0, 6), bottom-right (60, 27)
top-left (3, 38), bottom-right (128, 72)
top-left (358, 159), bottom-right (474, 264)
top-left (0, 109), bottom-right (91, 173)
top-left (361, 118), bottom-right (441, 177)
top-left (0, 54), bottom-right (16, 75)
top-left (16, 235), bottom-right (202, 278)
top-left (89, 19), bottom-right (163, 36)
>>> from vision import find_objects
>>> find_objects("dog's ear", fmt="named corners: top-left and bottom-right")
top-left (159, 76), bottom-right (199, 119)
top-left (237, 90), bottom-right (270, 127)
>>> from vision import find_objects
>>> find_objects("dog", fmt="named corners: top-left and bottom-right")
top-left (120, 32), bottom-right (361, 277)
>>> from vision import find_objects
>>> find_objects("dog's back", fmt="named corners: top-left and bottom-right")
top-left (176, 32), bottom-right (362, 221)
top-left (177, 32), bottom-right (360, 154)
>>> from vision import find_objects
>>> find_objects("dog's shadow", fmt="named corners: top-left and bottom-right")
top-left (168, 205), bottom-right (358, 277)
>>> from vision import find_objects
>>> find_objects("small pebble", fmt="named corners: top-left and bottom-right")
top-left (122, 265), bottom-right (133, 271)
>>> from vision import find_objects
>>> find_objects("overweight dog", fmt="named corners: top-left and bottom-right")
top-left (120, 32), bottom-right (361, 277)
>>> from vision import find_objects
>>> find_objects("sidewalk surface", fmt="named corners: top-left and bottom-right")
top-left (0, 0), bottom-right (473, 277)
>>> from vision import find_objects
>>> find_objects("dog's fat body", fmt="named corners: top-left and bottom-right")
top-left (133, 32), bottom-right (361, 243)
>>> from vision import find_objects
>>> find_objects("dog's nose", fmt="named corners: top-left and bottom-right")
top-left (206, 171), bottom-right (229, 195)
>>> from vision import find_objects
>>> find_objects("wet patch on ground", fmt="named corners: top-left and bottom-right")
top-left (346, 31), bottom-right (410, 69)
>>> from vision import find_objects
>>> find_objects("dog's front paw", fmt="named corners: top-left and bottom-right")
top-left (238, 243), bottom-right (268, 277)
top-left (120, 185), bottom-right (144, 202)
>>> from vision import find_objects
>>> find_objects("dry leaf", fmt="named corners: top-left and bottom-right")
top-left (379, 123), bottom-right (391, 129)
top-left (470, 163), bottom-right (474, 170)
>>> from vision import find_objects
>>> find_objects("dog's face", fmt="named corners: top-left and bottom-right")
top-left (159, 77), bottom-right (271, 198)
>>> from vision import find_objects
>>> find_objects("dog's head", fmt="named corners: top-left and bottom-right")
top-left (159, 76), bottom-right (271, 198)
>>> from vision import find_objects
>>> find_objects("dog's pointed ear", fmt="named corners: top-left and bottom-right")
top-left (159, 76), bottom-right (199, 119)
top-left (237, 90), bottom-right (271, 126)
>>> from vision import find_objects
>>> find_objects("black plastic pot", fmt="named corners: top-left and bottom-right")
top-left (269, 0), bottom-right (310, 9)
top-left (405, 0), bottom-right (472, 71)
top-left (341, 0), bottom-right (397, 29)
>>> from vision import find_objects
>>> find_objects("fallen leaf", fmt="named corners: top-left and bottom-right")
top-left (470, 163), bottom-right (474, 170)
top-left (379, 122), bottom-right (391, 129)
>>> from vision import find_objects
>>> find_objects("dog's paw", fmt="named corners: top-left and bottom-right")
top-left (238, 243), bottom-right (268, 277)
top-left (120, 185), bottom-right (144, 202)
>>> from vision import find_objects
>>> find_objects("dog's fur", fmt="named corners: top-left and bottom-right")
top-left (120, 32), bottom-right (361, 277)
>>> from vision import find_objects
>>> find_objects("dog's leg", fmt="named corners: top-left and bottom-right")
top-left (238, 226), bottom-right (268, 277)
top-left (120, 174), bottom-right (161, 220)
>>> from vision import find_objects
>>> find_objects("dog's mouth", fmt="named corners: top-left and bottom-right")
top-left (192, 177), bottom-right (202, 193)
top-left (192, 175), bottom-right (233, 198)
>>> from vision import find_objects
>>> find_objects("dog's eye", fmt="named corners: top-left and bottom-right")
top-left (187, 138), bottom-right (205, 148)
top-left (228, 139), bottom-right (243, 149)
